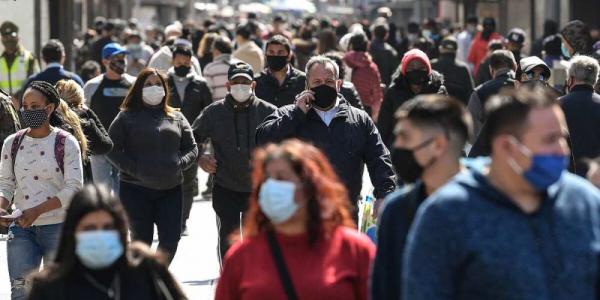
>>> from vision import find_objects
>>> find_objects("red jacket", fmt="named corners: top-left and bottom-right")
top-left (344, 51), bottom-right (383, 116)
top-left (467, 32), bottom-right (503, 76)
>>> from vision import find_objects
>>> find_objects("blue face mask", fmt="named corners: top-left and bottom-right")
top-left (258, 178), bottom-right (298, 225)
top-left (561, 43), bottom-right (571, 59)
top-left (76, 230), bottom-right (124, 270)
top-left (508, 138), bottom-right (568, 191)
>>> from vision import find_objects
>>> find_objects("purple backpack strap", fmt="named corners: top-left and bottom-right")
top-left (54, 130), bottom-right (68, 174)
top-left (10, 129), bottom-right (28, 175)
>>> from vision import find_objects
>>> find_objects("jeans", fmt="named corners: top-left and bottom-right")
top-left (6, 223), bottom-right (62, 300)
top-left (212, 184), bottom-right (250, 266)
top-left (90, 155), bottom-right (120, 194)
top-left (119, 181), bottom-right (182, 265)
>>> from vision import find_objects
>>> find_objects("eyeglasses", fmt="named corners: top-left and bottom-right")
top-left (525, 71), bottom-right (548, 82)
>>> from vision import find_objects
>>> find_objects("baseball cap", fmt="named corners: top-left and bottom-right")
top-left (102, 43), bottom-right (129, 59)
top-left (439, 37), bottom-right (458, 53)
top-left (520, 56), bottom-right (551, 78)
top-left (228, 62), bottom-right (254, 81)
top-left (0, 21), bottom-right (18, 37)
top-left (507, 28), bottom-right (526, 45)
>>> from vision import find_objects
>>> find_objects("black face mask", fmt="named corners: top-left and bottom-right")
top-left (392, 138), bottom-right (436, 183)
top-left (266, 55), bottom-right (288, 71)
top-left (174, 65), bottom-right (191, 77)
top-left (311, 84), bottom-right (338, 110)
top-left (109, 59), bottom-right (126, 75)
top-left (405, 70), bottom-right (429, 87)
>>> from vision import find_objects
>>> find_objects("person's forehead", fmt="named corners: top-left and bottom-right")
top-left (525, 106), bottom-right (563, 135)
top-left (267, 43), bottom-right (287, 52)
top-left (308, 63), bottom-right (335, 78)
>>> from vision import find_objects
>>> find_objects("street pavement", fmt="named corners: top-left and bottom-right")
top-left (0, 168), bottom-right (374, 299)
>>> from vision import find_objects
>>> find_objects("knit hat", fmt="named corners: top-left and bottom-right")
top-left (400, 49), bottom-right (432, 76)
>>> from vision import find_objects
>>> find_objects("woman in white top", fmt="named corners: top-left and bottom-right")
top-left (0, 81), bottom-right (83, 300)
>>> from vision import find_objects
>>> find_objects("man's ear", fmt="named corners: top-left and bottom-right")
top-left (225, 81), bottom-right (231, 92)
top-left (336, 79), bottom-right (343, 91)
top-left (251, 81), bottom-right (257, 90)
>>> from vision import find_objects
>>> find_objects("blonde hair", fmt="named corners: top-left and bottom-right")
top-left (55, 79), bottom-right (85, 109)
top-left (56, 98), bottom-right (89, 161)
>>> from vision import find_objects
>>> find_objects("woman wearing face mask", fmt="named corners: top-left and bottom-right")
top-left (107, 68), bottom-right (198, 264)
top-left (27, 184), bottom-right (187, 300)
top-left (215, 139), bottom-right (376, 300)
top-left (377, 49), bottom-right (447, 149)
top-left (0, 81), bottom-right (84, 300)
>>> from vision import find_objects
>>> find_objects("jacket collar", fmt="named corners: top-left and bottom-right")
top-left (570, 84), bottom-right (595, 93)
top-left (307, 95), bottom-right (350, 121)
top-left (225, 94), bottom-right (255, 110)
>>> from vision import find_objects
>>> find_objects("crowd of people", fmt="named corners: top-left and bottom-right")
top-left (0, 6), bottom-right (599, 300)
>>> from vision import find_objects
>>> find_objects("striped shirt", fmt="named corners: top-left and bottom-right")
top-left (203, 54), bottom-right (240, 102)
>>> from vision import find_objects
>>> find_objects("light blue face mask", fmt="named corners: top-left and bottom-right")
top-left (561, 43), bottom-right (571, 59)
top-left (259, 178), bottom-right (298, 225)
top-left (76, 230), bottom-right (124, 270)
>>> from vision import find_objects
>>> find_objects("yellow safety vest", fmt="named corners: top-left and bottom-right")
top-left (0, 49), bottom-right (34, 95)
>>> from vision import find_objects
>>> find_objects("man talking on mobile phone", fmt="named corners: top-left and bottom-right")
top-left (256, 55), bottom-right (396, 219)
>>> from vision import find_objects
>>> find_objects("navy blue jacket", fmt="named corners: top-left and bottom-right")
top-left (256, 97), bottom-right (396, 202)
top-left (559, 84), bottom-right (600, 176)
top-left (24, 65), bottom-right (84, 90)
top-left (403, 170), bottom-right (600, 300)
top-left (372, 181), bottom-right (426, 300)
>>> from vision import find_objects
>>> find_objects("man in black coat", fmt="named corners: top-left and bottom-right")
top-left (256, 56), bottom-right (396, 215)
top-left (431, 37), bottom-right (474, 105)
top-left (167, 45), bottom-right (213, 234)
top-left (467, 49), bottom-right (517, 146)
top-left (254, 35), bottom-right (306, 107)
top-left (559, 55), bottom-right (600, 176)
top-left (369, 22), bottom-right (400, 87)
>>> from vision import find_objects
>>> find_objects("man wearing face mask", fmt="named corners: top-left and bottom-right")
top-left (125, 31), bottom-right (154, 76)
top-left (468, 17), bottom-right (502, 77)
top-left (467, 50), bottom-right (517, 149)
top-left (256, 56), bottom-right (396, 218)
top-left (559, 55), bottom-right (600, 176)
top-left (403, 86), bottom-right (600, 300)
top-left (254, 35), bottom-right (307, 108)
top-left (378, 49), bottom-right (447, 150)
top-left (0, 21), bottom-right (39, 101)
top-left (84, 43), bottom-right (135, 194)
top-left (191, 62), bottom-right (276, 263)
top-left (372, 94), bottom-right (472, 300)
top-left (518, 56), bottom-right (552, 88)
top-left (167, 45), bottom-right (212, 235)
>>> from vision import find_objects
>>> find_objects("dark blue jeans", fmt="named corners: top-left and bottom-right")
top-left (119, 181), bottom-right (182, 264)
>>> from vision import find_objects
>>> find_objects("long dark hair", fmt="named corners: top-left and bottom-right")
top-left (120, 68), bottom-right (175, 116)
top-left (44, 185), bottom-right (130, 280)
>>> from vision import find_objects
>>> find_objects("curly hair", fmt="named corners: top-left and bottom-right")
top-left (243, 139), bottom-right (354, 245)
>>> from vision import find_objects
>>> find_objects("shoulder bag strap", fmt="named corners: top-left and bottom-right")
top-left (266, 230), bottom-right (299, 300)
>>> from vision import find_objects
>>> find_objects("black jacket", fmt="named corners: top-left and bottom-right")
top-left (372, 182), bottom-right (426, 300)
top-left (377, 70), bottom-right (447, 149)
top-left (256, 97), bottom-right (396, 202)
top-left (370, 40), bottom-right (400, 86)
top-left (431, 53), bottom-right (474, 105)
top-left (73, 107), bottom-right (113, 157)
top-left (560, 85), bottom-right (600, 176)
top-left (167, 74), bottom-right (213, 123)
top-left (467, 70), bottom-right (516, 145)
top-left (254, 66), bottom-right (306, 107)
top-left (340, 81), bottom-right (364, 110)
top-left (192, 95), bottom-right (277, 193)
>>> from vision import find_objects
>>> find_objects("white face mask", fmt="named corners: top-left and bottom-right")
top-left (258, 178), bottom-right (298, 224)
top-left (142, 85), bottom-right (165, 106)
top-left (230, 84), bottom-right (253, 102)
